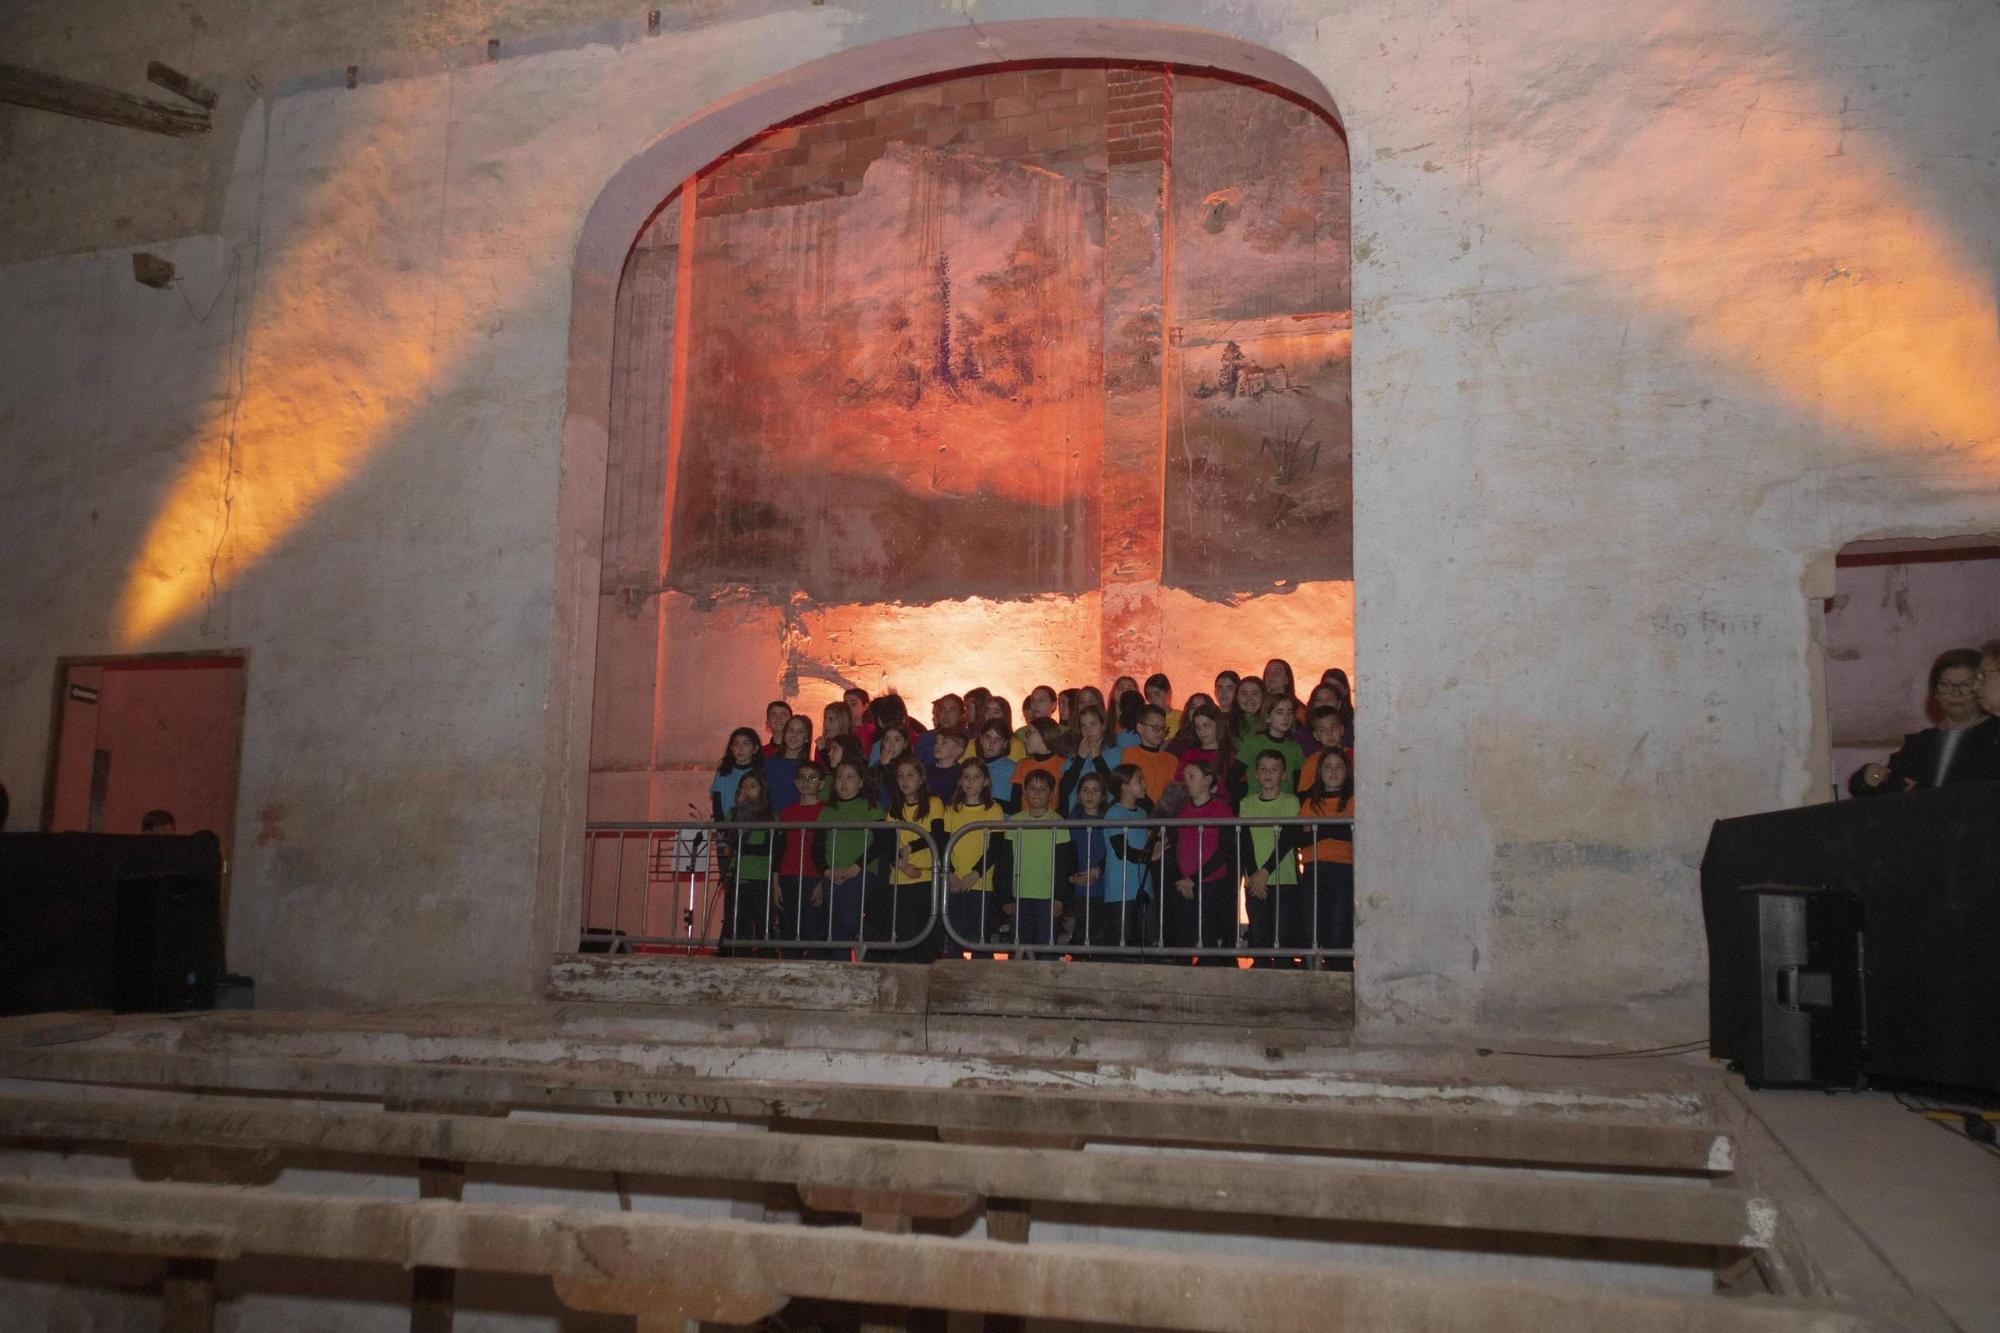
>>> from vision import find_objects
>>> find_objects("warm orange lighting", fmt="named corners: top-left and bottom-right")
top-left (116, 82), bottom-right (480, 645)
top-left (1472, 6), bottom-right (2000, 457)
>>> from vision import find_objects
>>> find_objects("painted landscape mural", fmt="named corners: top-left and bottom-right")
top-left (1166, 78), bottom-right (1353, 587)
top-left (669, 142), bottom-right (1105, 602)
top-left (658, 67), bottom-right (1351, 604)
top-left (589, 67), bottom-right (1353, 829)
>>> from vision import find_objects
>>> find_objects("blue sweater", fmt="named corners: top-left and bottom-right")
top-left (1101, 801), bottom-right (1154, 904)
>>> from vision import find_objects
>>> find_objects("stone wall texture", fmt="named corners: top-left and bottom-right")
top-left (1, 0), bottom-right (1997, 1042)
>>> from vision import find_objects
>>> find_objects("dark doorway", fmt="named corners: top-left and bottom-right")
top-left (45, 655), bottom-right (246, 844)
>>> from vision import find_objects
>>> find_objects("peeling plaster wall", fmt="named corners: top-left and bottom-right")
top-left (2, 1), bottom-right (1998, 1040)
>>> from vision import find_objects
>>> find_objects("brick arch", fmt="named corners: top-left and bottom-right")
top-left (538, 20), bottom-right (1345, 951)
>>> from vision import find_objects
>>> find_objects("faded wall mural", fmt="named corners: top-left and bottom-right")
top-left (591, 66), bottom-right (1351, 822)
top-left (1166, 78), bottom-right (1353, 587)
top-left (655, 66), bottom-right (1350, 604)
top-left (670, 144), bottom-right (1104, 602)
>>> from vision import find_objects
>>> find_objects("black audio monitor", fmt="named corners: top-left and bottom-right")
top-left (1736, 883), bottom-right (1864, 1091)
top-left (113, 872), bottom-right (222, 1013)
top-left (0, 832), bottom-right (223, 1016)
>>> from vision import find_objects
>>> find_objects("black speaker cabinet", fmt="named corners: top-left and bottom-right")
top-left (113, 872), bottom-right (221, 1013)
top-left (1704, 784), bottom-right (2000, 1098)
top-left (1736, 884), bottom-right (1864, 1090)
top-left (0, 833), bottom-right (223, 1015)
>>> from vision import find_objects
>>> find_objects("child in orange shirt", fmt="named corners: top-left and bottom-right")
top-left (1298, 749), bottom-right (1355, 971)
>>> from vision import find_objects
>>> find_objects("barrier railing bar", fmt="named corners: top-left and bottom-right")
top-left (579, 821), bottom-right (941, 957)
top-left (581, 817), bottom-right (1353, 964)
top-left (936, 817), bottom-right (1353, 962)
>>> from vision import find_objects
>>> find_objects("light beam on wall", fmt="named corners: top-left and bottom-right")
top-left (115, 76), bottom-right (495, 645)
top-left (1465, 4), bottom-right (2000, 456)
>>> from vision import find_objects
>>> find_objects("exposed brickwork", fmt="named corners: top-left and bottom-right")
top-left (695, 65), bottom-right (1114, 216)
top-left (1105, 67), bottom-right (1172, 167)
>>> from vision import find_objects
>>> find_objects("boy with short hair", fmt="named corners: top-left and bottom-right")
top-left (1127, 705), bottom-right (1180, 804)
top-left (1007, 770), bottom-right (1067, 955)
top-left (1299, 704), bottom-right (1347, 793)
top-left (1239, 750), bottom-right (1302, 968)
top-left (761, 700), bottom-right (792, 757)
top-left (1144, 673), bottom-right (1181, 740)
top-left (925, 728), bottom-right (969, 801)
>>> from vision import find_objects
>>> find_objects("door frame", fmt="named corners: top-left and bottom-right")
top-left (41, 650), bottom-right (251, 832)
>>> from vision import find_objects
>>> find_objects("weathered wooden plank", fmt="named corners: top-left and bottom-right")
top-left (0, 1177), bottom-right (1875, 1332)
top-left (925, 958), bottom-right (1354, 1031)
top-left (0, 1046), bottom-right (1733, 1173)
top-left (145, 61), bottom-right (218, 110)
top-left (553, 1272), bottom-right (782, 1328)
top-left (0, 1206), bottom-right (236, 1260)
top-left (412, 1158), bottom-right (464, 1333)
top-left (547, 954), bottom-right (928, 1014)
top-left (0, 1092), bottom-right (1768, 1248)
top-left (0, 62), bottom-right (209, 136)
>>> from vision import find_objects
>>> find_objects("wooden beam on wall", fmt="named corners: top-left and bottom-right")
top-left (0, 62), bottom-right (210, 136)
top-left (145, 61), bottom-right (218, 110)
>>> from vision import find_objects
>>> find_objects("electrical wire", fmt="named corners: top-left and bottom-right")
top-left (1893, 1091), bottom-right (2000, 1160)
top-left (1475, 1039), bottom-right (1709, 1061)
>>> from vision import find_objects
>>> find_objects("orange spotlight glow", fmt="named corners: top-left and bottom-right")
top-left (1471, 5), bottom-right (2000, 456)
top-left (116, 78), bottom-right (493, 645)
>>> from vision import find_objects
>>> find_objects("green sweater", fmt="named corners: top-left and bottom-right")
top-left (1238, 790), bottom-right (1301, 885)
top-left (818, 797), bottom-right (882, 871)
top-left (1242, 734), bottom-right (1304, 791)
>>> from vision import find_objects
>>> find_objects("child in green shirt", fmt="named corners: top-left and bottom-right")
top-left (1252, 698), bottom-right (1306, 790)
top-left (1238, 750), bottom-right (1301, 969)
top-left (1007, 769), bottom-right (1067, 955)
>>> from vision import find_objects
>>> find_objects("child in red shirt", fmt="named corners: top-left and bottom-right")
top-left (774, 761), bottom-right (827, 949)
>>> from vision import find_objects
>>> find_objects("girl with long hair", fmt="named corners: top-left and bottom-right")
top-left (940, 758), bottom-right (1010, 957)
top-left (1166, 758), bottom-right (1239, 960)
top-left (882, 755), bottom-right (944, 959)
top-left (1058, 704), bottom-right (1121, 814)
top-left (709, 727), bottom-right (762, 822)
top-left (718, 772), bottom-right (774, 955)
top-left (1298, 748), bottom-right (1356, 972)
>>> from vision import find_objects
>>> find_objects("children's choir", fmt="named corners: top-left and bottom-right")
top-left (709, 660), bottom-right (1356, 967)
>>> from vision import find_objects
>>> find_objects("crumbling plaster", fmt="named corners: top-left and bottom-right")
top-left (1, 1), bottom-right (1997, 1040)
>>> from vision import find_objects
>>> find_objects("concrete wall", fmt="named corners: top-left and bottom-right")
top-left (2, 0), bottom-right (1998, 1037)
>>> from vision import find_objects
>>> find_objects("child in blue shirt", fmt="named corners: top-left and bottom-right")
top-left (709, 727), bottom-right (762, 822)
top-left (1099, 763), bottom-right (1159, 954)
top-left (975, 721), bottom-right (1018, 811)
top-left (1062, 771), bottom-right (1110, 953)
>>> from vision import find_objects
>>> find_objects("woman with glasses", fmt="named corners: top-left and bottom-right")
top-left (1849, 647), bottom-right (2000, 796)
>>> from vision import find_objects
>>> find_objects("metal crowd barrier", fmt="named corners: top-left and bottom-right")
top-left (582, 815), bottom-right (1354, 968)
top-left (937, 816), bottom-right (1354, 966)
top-left (580, 820), bottom-right (942, 959)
